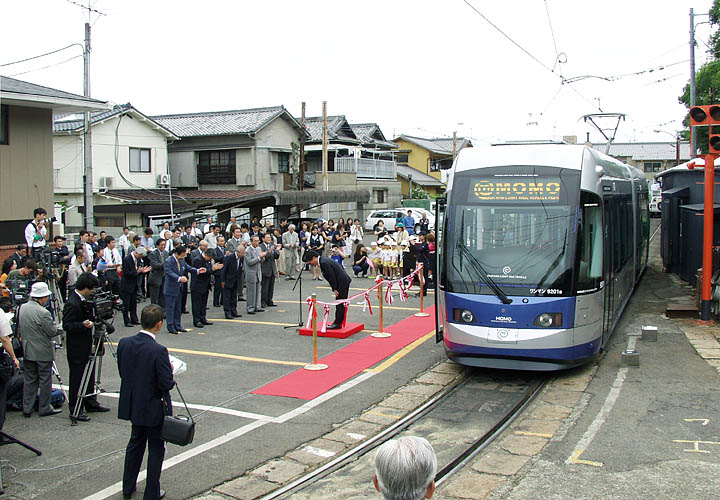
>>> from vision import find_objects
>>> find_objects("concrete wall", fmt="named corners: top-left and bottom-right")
top-left (0, 105), bottom-right (53, 246)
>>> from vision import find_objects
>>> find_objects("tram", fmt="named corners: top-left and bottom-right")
top-left (436, 143), bottom-right (649, 370)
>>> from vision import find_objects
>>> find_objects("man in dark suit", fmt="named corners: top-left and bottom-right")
top-left (212, 236), bottom-right (226, 307)
top-left (121, 247), bottom-right (151, 328)
top-left (191, 250), bottom-right (222, 327)
top-left (260, 232), bottom-right (280, 308)
top-left (303, 250), bottom-right (352, 329)
top-left (220, 244), bottom-right (245, 319)
top-left (148, 239), bottom-right (168, 306)
top-left (163, 245), bottom-right (207, 334)
top-left (62, 271), bottom-right (110, 422)
top-left (118, 304), bottom-right (175, 500)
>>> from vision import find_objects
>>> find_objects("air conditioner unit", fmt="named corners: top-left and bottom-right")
top-left (157, 173), bottom-right (171, 187)
top-left (98, 177), bottom-right (114, 189)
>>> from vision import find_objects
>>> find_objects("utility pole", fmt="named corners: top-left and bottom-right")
top-left (452, 131), bottom-right (457, 162)
top-left (299, 101), bottom-right (306, 191)
top-left (83, 21), bottom-right (94, 231)
top-left (322, 101), bottom-right (329, 220)
top-left (690, 8), bottom-right (697, 156)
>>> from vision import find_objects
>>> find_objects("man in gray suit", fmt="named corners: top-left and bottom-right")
top-left (148, 238), bottom-right (168, 306)
top-left (282, 224), bottom-right (300, 280)
top-left (244, 235), bottom-right (266, 314)
top-left (19, 282), bottom-right (62, 417)
top-left (260, 232), bottom-right (280, 308)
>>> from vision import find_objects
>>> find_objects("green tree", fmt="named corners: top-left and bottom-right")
top-left (411, 186), bottom-right (430, 199)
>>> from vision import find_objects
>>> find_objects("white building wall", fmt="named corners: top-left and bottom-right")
top-left (168, 151), bottom-right (196, 187)
top-left (53, 134), bottom-right (84, 192)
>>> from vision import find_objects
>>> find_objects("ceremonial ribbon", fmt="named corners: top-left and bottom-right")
top-left (398, 280), bottom-right (408, 302)
top-left (321, 304), bottom-right (331, 333)
top-left (306, 297), bottom-right (316, 328)
top-left (385, 281), bottom-right (394, 305)
top-left (363, 291), bottom-right (373, 315)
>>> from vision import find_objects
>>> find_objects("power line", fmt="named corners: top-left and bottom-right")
top-left (461, 0), bottom-right (555, 74)
top-left (0, 43), bottom-right (81, 67)
top-left (7, 54), bottom-right (83, 77)
top-left (543, 0), bottom-right (562, 75)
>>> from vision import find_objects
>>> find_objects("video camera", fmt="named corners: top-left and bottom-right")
top-left (82, 289), bottom-right (121, 336)
top-left (5, 279), bottom-right (35, 307)
top-left (39, 247), bottom-right (63, 269)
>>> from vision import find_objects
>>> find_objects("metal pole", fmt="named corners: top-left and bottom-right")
top-left (304, 293), bottom-right (328, 370)
top-left (322, 101), bottom-right (329, 220)
top-left (676, 135), bottom-right (680, 166)
top-left (83, 22), bottom-right (94, 231)
top-left (299, 102), bottom-right (306, 191)
top-left (691, 8), bottom-right (697, 156)
top-left (372, 278), bottom-right (391, 338)
top-left (701, 154), bottom-right (715, 321)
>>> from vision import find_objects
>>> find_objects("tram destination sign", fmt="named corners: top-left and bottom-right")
top-left (471, 177), bottom-right (562, 203)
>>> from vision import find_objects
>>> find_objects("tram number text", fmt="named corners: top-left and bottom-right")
top-left (530, 288), bottom-right (563, 295)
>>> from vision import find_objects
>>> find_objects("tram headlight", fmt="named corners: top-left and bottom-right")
top-left (534, 313), bottom-right (562, 328)
top-left (453, 308), bottom-right (475, 323)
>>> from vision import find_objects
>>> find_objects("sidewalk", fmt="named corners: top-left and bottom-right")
top-left (438, 232), bottom-right (720, 499)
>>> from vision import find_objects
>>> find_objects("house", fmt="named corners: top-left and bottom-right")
top-left (392, 135), bottom-right (473, 196)
top-left (590, 141), bottom-right (691, 181)
top-left (0, 75), bottom-right (107, 254)
top-left (145, 107), bottom-right (369, 225)
top-left (53, 103), bottom-right (179, 234)
top-left (301, 116), bottom-right (402, 220)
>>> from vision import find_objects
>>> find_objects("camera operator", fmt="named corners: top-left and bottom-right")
top-left (18, 282), bottom-right (62, 417)
top-left (53, 235), bottom-right (71, 300)
top-left (63, 272), bottom-right (109, 422)
top-left (25, 208), bottom-right (49, 261)
top-left (0, 307), bottom-right (20, 431)
top-left (6, 259), bottom-right (37, 285)
top-left (67, 248), bottom-right (89, 292)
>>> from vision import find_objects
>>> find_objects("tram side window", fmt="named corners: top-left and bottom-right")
top-left (575, 192), bottom-right (603, 292)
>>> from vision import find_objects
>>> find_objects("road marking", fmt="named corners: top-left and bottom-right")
top-left (685, 418), bottom-right (710, 426)
top-left (303, 446), bottom-right (336, 458)
top-left (162, 346), bottom-right (306, 367)
top-left (51, 384), bottom-right (276, 421)
top-left (515, 431), bottom-right (553, 438)
top-left (212, 317), bottom-right (298, 327)
top-left (567, 449), bottom-right (603, 467)
top-left (83, 371), bottom-right (376, 500)
top-left (672, 440), bottom-right (720, 453)
top-left (366, 410), bottom-right (401, 420)
top-left (347, 432), bottom-right (366, 440)
top-left (367, 331), bottom-right (435, 373)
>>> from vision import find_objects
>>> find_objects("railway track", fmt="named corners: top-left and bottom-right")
top-left (258, 370), bottom-right (548, 499)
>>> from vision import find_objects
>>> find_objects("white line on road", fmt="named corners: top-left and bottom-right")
top-left (82, 371), bottom-right (377, 500)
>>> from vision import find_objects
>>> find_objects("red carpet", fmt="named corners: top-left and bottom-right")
top-left (252, 306), bottom-right (435, 400)
top-left (298, 322), bottom-right (365, 338)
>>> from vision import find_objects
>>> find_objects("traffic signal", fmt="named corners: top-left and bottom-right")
top-left (689, 105), bottom-right (720, 153)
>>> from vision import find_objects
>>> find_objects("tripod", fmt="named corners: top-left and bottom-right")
top-left (284, 265), bottom-right (305, 329)
top-left (70, 322), bottom-right (117, 425)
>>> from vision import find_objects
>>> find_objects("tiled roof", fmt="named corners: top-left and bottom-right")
top-left (394, 135), bottom-right (472, 155)
top-left (591, 142), bottom-right (691, 162)
top-left (1, 75), bottom-right (104, 104)
top-left (396, 164), bottom-right (444, 186)
top-left (151, 106), bottom-right (298, 138)
top-left (300, 115), bottom-right (359, 143)
top-left (53, 103), bottom-right (178, 138)
top-left (350, 123), bottom-right (397, 149)
top-left (105, 189), bottom-right (271, 202)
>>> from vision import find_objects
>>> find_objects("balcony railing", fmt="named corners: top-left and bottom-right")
top-left (334, 157), bottom-right (396, 179)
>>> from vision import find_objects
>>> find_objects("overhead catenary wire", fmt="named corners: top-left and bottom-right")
top-left (543, 0), bottom-right (562, 75)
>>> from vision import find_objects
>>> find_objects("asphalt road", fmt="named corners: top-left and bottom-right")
top-left (1, 253), bottom-right (445, 500)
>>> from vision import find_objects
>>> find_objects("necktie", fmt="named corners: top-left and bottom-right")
top-left (177, 258), bottom-right (181, 273)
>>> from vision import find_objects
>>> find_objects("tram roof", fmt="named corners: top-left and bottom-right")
top-left (453, 143), bottom-right (642, 179)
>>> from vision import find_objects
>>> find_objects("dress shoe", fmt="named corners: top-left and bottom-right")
top-left (247, 311), bottom-right (255, 315)
top-left (225, 314), bottom-right (234, 319)
top-left (231, 312), bottom-right (242, 318)
top-left (168, 330), bottom-right (179, 335)
top-left (326, 324), bottom-right (342, 330)
top-left (40, 408), bottom-right (62, 416)
top-left (255, 309), bottom-right (264, 312)
top-left (177, 328), bottom-right (188, 333)
top-left (23, 412), bottom-right (31, 418)
top-left (182, 310), bottom-right (189, 314)
top-left (268, 303), bottom-right (277, 307)
top-left (202, 321), bottom-right (213, 325)
top-left (124, 322), bottom-right (133, 328)
top-left (194, 322), bottom-right (204, 328)
top-left (131, 321), bottom-right (141, 326)
top-left (122, 488), bottom-right (136, 499)
top-left (73, 413), bottom-right (91, 422)
top-left (238, 297), bottom-right (246, 301)
top-left (86, 404), bottom-right (110, 413)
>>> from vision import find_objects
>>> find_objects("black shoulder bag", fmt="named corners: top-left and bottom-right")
top-left (161, 382), bottom-right (195, 446)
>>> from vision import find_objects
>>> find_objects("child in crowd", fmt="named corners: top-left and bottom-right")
top-left (368, 241), bottom-right (381, 278)
top-left (381, 242), bottom-right (393, 278)
top-left (331, 244), bottom-right (345, 267)
top-left (390, 243), bottom-right (400, 278)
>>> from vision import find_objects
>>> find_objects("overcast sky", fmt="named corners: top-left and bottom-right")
top-left (1, 0), bottom-right (715, 145)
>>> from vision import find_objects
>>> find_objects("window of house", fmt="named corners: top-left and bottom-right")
top-left (429, 159), bottom-right (442, 172)
top-left (198, 150), bottom-right (236, 184)
top-left (95, 214), bottom-right (125, 227)
top-left (129, 148), bottom-right (151, 172)
top-left (643, 161), bottom-right (661, 173)
top-left (0, 105), bottom-right (8, 145)
top-left (374, 189), bottom-right (386, 204)
top-left (395, 154), bottom-right (409, 164)
top-left (278, 152), bottom-right (290, 173)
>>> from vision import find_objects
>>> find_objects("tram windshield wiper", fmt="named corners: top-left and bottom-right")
top-left (533, 229), bottom-right (567, 293)
top-left (456, 243), bottom-right (513, 305)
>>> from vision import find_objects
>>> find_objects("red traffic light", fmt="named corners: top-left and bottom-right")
top-left (690, 105), bottom-right (720, 125)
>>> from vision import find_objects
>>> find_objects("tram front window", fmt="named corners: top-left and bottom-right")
top-left (446, 204), bottom-right (575, 297)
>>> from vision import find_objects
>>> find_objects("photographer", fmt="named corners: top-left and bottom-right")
top-left (53, 235), bottom-right (71, 300)
top-left (0, 307), bottom-right (20, 431)
top-left (25, 208), bottom-right (49, 261)
top-left (63, 272), bottom-right (109, 422)
top-left (67, 248), bottom-right (89, 292)
top-left (19, 282), bottom-right (62, 417)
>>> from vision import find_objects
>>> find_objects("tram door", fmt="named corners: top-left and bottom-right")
top-left (602, 197), bottom-right (615, 345)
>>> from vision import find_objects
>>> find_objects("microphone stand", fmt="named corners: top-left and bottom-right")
top-left (284, 255), bottom-right (305, 329)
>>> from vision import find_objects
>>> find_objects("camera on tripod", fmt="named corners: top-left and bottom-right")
top-left (39, 247), bottom-right (63, 271)
top-left (6, 279), bottom-right (35, 307)
top-left (82, 289), bottom-right (121, 335)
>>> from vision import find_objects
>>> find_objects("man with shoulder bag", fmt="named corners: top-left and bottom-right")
top-left (118, 304), bottom-right (175, 500)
